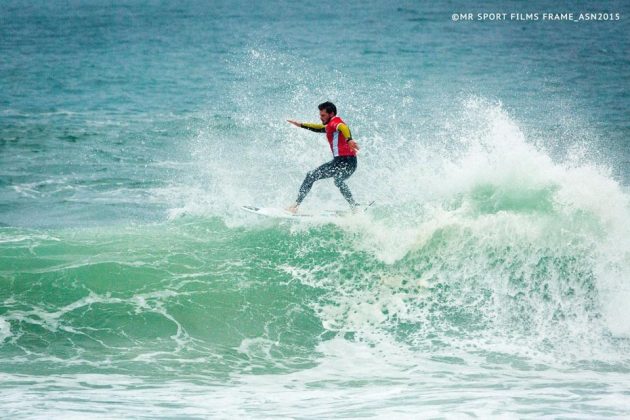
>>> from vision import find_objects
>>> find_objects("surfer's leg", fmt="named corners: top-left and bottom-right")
top-left (295, 160), bottom-right (337, 205)
top-left (333, 157), bottom-right (358, 207)
top-left (334, 178), bottom-right (356, 207)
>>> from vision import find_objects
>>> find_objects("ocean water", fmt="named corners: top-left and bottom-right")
top-left (1, 0), bottom-right (630, 417)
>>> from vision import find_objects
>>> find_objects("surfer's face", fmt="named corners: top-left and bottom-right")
top-left (319, 109), bottom-right (333, 124)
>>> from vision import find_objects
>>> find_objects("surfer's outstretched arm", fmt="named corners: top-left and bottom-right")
top-left (287, 120), bottom-right (326, 133)
top-left (300, 122), bottom-right (326, 133)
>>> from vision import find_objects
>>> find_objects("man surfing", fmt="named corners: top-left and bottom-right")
top-left (286, 102), bottom-right (360, 214)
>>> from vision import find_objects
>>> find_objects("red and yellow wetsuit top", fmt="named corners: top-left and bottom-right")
top-left (300, 116), bottom-right (356, 157)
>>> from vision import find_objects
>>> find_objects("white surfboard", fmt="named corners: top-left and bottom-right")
top-left (241, 205), bottom-right (346, 219)
top-left (241, 201), bottom-right (374, 219)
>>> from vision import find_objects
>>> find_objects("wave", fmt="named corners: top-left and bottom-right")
top-left (2, 49), bottom-right (629, 378)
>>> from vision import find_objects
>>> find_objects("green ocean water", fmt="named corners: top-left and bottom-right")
top-left (2, 0), bottom-right (630, 417)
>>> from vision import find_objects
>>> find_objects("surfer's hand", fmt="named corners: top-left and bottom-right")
top-left (287, 120), bottom-right (301, 127)
top-left (348, 140), bottom-right (360, 152)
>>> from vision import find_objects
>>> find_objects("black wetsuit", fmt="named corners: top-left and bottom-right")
top-left (296, 156), bottom-right (357, 206)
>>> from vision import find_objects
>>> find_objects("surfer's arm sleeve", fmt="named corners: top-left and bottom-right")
top-left (337, 123), bottom-right (353, 140)
top-left (300, 122), bottom-right (326, 133)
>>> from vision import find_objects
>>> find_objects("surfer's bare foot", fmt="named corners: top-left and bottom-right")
top-left (349, 203), bottom-right (360, 214)
top-left (287, 203), bottom-right (299, 214)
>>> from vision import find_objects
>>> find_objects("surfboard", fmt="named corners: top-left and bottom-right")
top-left (241, 201), bottom-right (375, 219)
top-left (241, 206), bottom-right (345, 219)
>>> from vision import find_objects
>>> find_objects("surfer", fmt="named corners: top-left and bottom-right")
top-left (286, 102), bottom-right (360, 214)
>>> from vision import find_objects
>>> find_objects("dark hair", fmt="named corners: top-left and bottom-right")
top-left (318, 101), bottom-right (337, 115)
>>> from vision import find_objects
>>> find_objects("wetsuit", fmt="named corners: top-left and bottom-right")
top-left (295, 116), bottom-right (358, 207)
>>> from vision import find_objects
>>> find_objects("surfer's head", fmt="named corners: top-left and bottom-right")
top-left (318, 101), bottom-right (337, 124)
